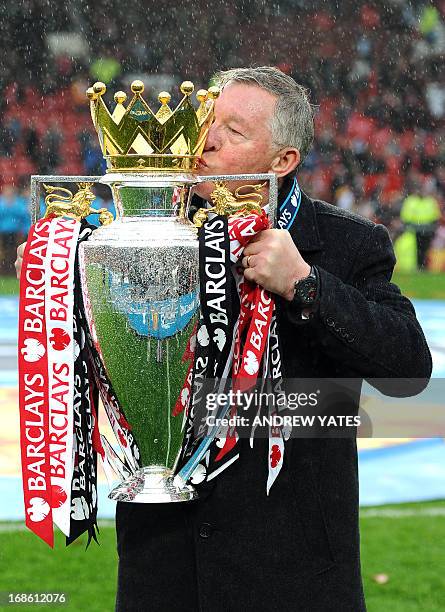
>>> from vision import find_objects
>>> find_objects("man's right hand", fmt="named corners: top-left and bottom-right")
top-left (15, 242), bottom-right (26, 280)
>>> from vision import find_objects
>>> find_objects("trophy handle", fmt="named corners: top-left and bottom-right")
top-left (30, 175), bottom-right (103, 224)
top-left (41, 181), bottom-right (114, 225)
top-left (192, 181), bottom-right (266, 228)
top-left (189, 172), bottom-right (278, 228)
top-left (31, 173), bottom-right (278, 227)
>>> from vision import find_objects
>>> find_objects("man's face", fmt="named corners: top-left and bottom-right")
top-left (194, 82), bottom-right (279, 201)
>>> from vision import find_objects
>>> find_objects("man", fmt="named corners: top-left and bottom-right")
top-left (16, 67), bottom-right (432, 611)
top-left (400, 180), bottom-right (441, 269)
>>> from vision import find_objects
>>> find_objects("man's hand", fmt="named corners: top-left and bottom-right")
top-left (15, 242), bottom-right (26, 280)
top-left (241, 229), bottom-right (310, 301)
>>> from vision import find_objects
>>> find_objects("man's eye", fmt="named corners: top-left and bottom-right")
top-left (229, 126), bottom-right (242, 136)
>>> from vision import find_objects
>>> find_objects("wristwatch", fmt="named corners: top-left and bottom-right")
top-left (292, 265), bottom-right (319, 308)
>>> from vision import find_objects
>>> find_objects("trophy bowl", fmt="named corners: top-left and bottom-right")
top-left (79, 173), bottom-right (200, 502)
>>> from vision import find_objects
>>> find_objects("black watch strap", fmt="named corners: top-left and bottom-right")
top-left (292, 265), bottom-right (319, 308)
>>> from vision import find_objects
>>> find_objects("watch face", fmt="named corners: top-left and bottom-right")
top-left (295, 277), bottom-right (318, 304)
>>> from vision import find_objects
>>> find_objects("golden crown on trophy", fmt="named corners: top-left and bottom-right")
top-left (86, 79), bottom-right (220, 173)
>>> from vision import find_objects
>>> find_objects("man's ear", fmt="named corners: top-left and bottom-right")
top-left (270, 148), bottom-right (300, 177)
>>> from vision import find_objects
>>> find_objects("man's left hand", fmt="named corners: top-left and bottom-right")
top-left (241, 229), bottom-right (311, 301)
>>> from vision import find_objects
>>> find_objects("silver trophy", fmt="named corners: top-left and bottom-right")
top-left (30, 78), bottom-right (277, 503)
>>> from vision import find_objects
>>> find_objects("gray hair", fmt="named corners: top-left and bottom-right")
top-left (216, 66), bottom-right (315, 166)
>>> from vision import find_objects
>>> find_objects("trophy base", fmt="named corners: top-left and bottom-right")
top-left (108, 466), bottom-right (198, 503)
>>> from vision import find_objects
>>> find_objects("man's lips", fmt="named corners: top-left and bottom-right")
top-left (196, 157), bottom-right (208, 169)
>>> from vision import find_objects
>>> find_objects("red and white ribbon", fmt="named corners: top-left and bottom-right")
top-left (19, 215), bottom-right (82, 545)
top-left (209, 212), bottom-right (275, 464)
top-left (267, 414), bottom-right (285, 495)
top-left (19, 218), bottom-right (54, 547)
top-left (44, 217), bottom-right (80, 535)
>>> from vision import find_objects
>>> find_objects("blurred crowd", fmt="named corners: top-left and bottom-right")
top-left (0, 0), bottom-right (444, 272)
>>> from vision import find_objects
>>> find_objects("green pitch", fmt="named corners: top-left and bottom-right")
top-left (360, 500), bottom-right (445, 611)
top-left (392, 272), bottom-right (445, 299)
top-left (0, 500), bottom-right (444, 611)
top-left (0, 277), bottom-right (19, 295)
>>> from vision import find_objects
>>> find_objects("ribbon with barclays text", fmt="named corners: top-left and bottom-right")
top-left (175, 177), bottom-right (301, 492)
top-left (18, 216), bottom-right (102, 546)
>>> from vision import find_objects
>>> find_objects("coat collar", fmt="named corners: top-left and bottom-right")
top-left (277, 175), bottom-right (323, 253)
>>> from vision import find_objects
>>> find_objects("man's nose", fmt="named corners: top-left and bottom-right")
top-left (203, 122), bottom-right (221, 151)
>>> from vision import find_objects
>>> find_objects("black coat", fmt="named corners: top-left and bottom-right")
top-left (115, 188), bottom-right (432, 612)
